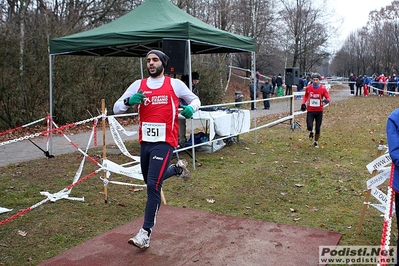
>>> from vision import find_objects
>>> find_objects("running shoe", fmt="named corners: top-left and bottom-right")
top-left (309, 131), bottom-right (314, 140)
top-left (128, 228), bottom-right (150, 249)
top-left (176, 159), bottom-right (190, 181)
top-left (314, 141), bottom-right (319, 148)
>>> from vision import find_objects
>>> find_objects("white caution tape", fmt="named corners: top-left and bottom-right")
top-left (367, 168), bottom-right (391, 189)
top-left (108, 116), bottom-right (139, 162)
top-left (102, 159), bottom-right (143, 180)
top-left (366, 153), bottom-right (392, 174)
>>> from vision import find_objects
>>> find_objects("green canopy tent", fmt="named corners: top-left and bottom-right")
top-left (48, 0), bottom-right (256, 152)
top-left (49, 0), bottom-right (255, 56)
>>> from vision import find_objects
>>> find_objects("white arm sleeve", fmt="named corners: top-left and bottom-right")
top-left (171, 79), bottom-right (201, 112)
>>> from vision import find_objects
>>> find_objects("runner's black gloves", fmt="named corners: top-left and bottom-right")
top-left (300, 104), bottom-right (306, 111)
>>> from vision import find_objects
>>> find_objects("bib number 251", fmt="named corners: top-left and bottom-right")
top-left (142, 122), bottom-right (166, 142)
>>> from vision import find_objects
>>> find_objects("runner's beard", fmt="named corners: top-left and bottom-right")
top-left (148, 65), bottom-right (164, 77)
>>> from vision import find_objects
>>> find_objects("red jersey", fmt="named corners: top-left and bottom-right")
top-left (302, 84), bottom-right (331, 112)
top-left (138, 77), bottom-right (180, 147)
top-left (377, 75), bottom-right (386, 84)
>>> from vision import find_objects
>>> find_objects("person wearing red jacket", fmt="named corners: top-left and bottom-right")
top-left (376, 73), bottom-right (386, 96)
top-left (300, 73), bottom-right (331, 148)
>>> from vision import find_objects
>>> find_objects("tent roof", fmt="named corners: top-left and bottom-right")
top-left (49, 0), bottom-right (255, 56)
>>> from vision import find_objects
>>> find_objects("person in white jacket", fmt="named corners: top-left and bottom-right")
top-left (113, 50), bottom-right (201, 249)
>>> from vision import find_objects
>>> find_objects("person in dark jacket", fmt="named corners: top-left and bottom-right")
top-left (276, 74), bottom-right (284, 97)
top-left (261, 77), bottom-right (273, 109)
top-left (271, 75), bottom-right (277, 96)
top-left (388, 74), bottom-right (397, 96)
top-left (296, 75), bottom-right (305, 99)
top-left (348, 73), bottom-right (356, 95)
top-left (355, 75), bottom-right (363, 96)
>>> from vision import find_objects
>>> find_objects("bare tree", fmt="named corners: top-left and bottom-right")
top-left (277, 0), bottom-right (331, 75)
top-left (330, 1), bottom-right (399, 77)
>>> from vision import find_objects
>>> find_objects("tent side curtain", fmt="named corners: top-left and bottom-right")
top-left (49, 0), bottom-right (255, 56)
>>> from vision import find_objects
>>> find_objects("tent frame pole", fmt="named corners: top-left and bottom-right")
top-left (251, 51), bottom-right (257, 144)
top-left (49, 54), bottom-right (53, 154)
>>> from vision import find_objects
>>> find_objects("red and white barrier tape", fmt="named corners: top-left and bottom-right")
top-left (0, 117), bottom-right (46, 136)
top-left (0, 113), bottom-right (143, 225)
top-left (377, 163), bottom-right (395, 266)
top-left (0, 169), bottom-right (101, 226)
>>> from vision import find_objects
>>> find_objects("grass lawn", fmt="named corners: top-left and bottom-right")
top-left (0, 88), bottom-right (398, 265)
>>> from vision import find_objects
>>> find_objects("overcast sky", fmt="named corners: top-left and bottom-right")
top-left (330, 0), bottom-right (394, 40)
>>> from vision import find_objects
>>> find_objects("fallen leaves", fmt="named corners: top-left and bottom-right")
top-left (206, 199), bottom-right (215, 204)
top-left (130, 187), bottom-right (143, 192)
top-left (17, 230), bottom-right (27, 237)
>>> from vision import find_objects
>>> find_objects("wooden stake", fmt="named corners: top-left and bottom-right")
top-left (101, 99), bottom-right (108, 204)
top-left (356, 139), bottom-right (384, 234)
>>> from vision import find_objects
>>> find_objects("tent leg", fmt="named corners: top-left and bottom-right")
top-left (101, 99), bottom-right (108, 203)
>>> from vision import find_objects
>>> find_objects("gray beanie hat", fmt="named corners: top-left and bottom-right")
top-left (146, 50), bottom-right (170, 68)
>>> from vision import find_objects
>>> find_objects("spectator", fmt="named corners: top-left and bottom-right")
top-left (191, 71), bottom-right (200, 96)
top-left (179, 72), bottom-right (200, 145)
top-left (388, 74), bottom-right (397, 96)
top-left (376, 74), bottom-right (386, 96)
top-left (261, 77), bottom-right (273, 109)
top-left (271, 74), bottom-right (277, 96)
top-left (348, 73), bottom-right (356, 95)
top-left (355, 74), bottom-right (363, 96)
top-left (276, 74), bottom-right (284, 97)
top-left (363, 74), bottom-right (370, 97)
top-left (396, 74), bottom-right (399, 94)
top-left (305, 74), bottom-right (311, 86)
top-left (371, 75), bottom-right (378, 94)
top-left (181, 71), bottom-right (200, 97)
top-left (297, 75), bottom-right (306, 99)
